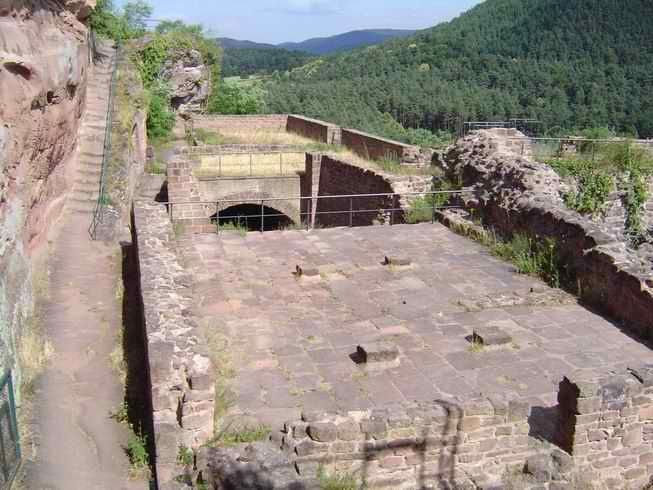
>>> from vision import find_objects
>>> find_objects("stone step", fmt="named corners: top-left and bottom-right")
top-left (77, 168), bottom-right (102, 179)
top-left (68, 203), bottom-right (96, 214)
top-left (75, 182), bottom-right (101, 193)
top-left (70, 190), bottom-right (99, 203)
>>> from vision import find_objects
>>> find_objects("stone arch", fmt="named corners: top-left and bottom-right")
top-left (212, 191), bottom-right (300, 224)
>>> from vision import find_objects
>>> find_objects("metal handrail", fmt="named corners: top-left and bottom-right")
top-left (157, 189), bottom-right (474, 233)
top-left (88, 41), bottom-right (120, 240)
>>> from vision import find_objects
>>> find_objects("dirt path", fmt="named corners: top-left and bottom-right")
top-left (24, 219), bottom-right (142, 489)
top-left (23, 42), bottom-right (146, 490)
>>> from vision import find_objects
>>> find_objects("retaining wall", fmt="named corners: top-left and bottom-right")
top-left (132, 202), bottom-right (214, 486)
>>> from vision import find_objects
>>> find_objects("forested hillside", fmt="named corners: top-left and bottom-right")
top-left (264, 0), bottom-right (653, 142)
top-left (221, 47), bottom-right (314, 77)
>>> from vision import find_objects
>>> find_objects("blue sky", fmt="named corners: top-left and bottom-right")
top-left (129, 0), bottom-right (484, 44)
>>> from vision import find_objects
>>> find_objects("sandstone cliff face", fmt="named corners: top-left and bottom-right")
top-left (0, 0), bottom-right (94, 391)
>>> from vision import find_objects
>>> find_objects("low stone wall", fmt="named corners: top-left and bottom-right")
top-left (273, 365), bottom-right (653, 489)
top-left (442, 129), bottom-right (653, 340)
top-left (341, 128), bottom-right (433, 165)
top-left (282, 397), bottom-right (534, 489)
top-left (132, 202), bottom-right (215, 486)
top-left (287, 114), bottom-right (342, 145)
top-left (192, 114), bottom-right (289, 132)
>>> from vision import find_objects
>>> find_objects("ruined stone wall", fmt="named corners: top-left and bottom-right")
top-left (341, 128), bottom-right (433, 165)
top-left (191, 114), bottom-right (289, 132)
top-left (132, 202), bottom-right (214, 486)
top-left (282, 398), bottom-right (535, 489)
top-left (287, 115), bottom-right (342, 145)
top-left (305, 153), bottom-right (432, 228)
top-left (442, 129), bottom-right (653, 340)
top-left (166, 157), bottom-right (213, 233)
top-left (0, 0), bottom-right (93, 393)
top-left (555, 367), bottom-right (653, 489)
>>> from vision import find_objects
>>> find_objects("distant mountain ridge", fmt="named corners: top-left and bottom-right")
top-left (217, 29), bottom-right (417, 55)
top-left (278, 29), bottom-right (417, 55)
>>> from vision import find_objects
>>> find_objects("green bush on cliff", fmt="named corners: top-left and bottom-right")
top-left (146, 83), bottom-right (175, 139)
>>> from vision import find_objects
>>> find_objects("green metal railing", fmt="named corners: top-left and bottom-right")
top-left (88, 43), bottom-right (120, 240)
top-left (0, 370), bottom-right (20, 489)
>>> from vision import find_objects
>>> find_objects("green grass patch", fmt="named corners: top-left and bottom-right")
top-left (194, 128), bottom-right (225, 145)
top-left (208, 425), bottom-right (271, 447)
top-left (177, 444), bottom-right (194, 466)
top-left (217, 221), bottom-right (248, 236)
top-left (145, 160), bottom-right (166, 175)
top-left (317, 466), bottom-right (358, 490)
top-left (126, 426), bottom-right (150, 479)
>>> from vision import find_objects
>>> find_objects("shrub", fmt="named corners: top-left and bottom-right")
top-left (146, 83), bottom-right (175, 139)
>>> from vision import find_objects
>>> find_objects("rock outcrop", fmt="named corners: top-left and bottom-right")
top-left (161, 48), bottom-right (210, 114)
top-left (0, 0), bottom-right (94, 393)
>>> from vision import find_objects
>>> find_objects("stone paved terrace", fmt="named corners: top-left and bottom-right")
top-left (178, 223), bottom-right (652, 429)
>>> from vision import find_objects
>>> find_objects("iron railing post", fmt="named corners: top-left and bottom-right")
top-left (432, 197), bottom-right (436, 223)
top-left (216, 202), bottom-right (219, 234)
top-left (7, 371), bottom-right (20, 461)
top-left (260, 200), bottom-right (264, 233)
top-left (349, 197), bottom-right (353, 227)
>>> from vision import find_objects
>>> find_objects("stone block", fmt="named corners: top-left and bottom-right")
top-left (337, 420), bottom-right (361, 441)
top-left (295, 439), bottom-right (328, 457)
top-left (472, 326), bottom-right (512, 346)
top-left (356, 342), bottom-right (399, 364)
top-left (383, 256), bottom-right (411, 267)
top-left (295, 265), bottom-right (319, 277)
top-left (307, 422), bottom-right (338, 442)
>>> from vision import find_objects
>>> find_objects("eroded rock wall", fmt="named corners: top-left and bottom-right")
top-left (0, 0), bottom-right (93, 391)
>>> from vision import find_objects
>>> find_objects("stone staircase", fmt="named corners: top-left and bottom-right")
top-left (68, 41), bottom-right (116, 215)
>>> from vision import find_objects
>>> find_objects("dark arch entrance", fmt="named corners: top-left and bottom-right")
top-left (212, 204), bottom-right (294, 232)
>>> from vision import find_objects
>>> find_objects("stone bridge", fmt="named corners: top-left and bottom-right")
top-left (167, 150), bottom-right (432, 233)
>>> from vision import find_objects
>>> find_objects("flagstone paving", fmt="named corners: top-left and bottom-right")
top-left (178, 223), bottom-right (652, 428)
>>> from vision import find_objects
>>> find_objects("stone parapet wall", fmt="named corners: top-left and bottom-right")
top-left (287, 114), bottom-right (342, 145)
top-left (132, 202), bottom-right (215, 486)
top-left (442, 129), bottom-right (653, 339)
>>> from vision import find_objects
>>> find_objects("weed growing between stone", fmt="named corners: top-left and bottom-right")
top-left (177, 444), bottom-right (194, 466)
top-left (209, 425), bottom-right (271, 447)
top-left (126, 427), bottom-right (150, 479)
top-left (316, 465), bottom-right (358, 490)
top-left (217, 221), bottom-right (248, 237)
top-left (545, 141), bottom-right (652, 244)
top-left (445, 218), bottom-right (565, 289)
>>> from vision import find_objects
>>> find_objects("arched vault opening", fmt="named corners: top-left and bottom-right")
top-left (211, 203), bottom-right (294, 232)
